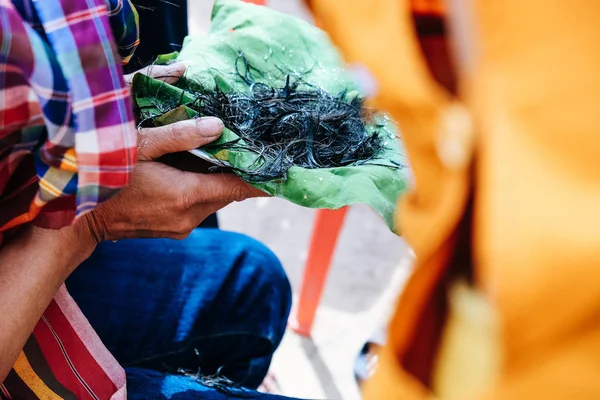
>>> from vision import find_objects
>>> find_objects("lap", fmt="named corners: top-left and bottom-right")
top-left (66, 229), bottom-right (291, 387)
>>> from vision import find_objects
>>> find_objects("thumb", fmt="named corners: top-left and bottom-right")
top-left (137, 117), bottom-right (224, 161)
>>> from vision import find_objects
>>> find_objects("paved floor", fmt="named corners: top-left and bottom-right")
top-left (187, 2), bottom-right (413, 398)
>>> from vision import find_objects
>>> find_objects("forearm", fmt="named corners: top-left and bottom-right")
top-left (0, 219), bottom-right (96, 381)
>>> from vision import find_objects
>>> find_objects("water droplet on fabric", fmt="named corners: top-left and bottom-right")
top-left (263, 48), bottom-right (273, 61)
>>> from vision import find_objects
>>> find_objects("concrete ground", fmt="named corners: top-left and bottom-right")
top-left (188, 2), bottom-right (413, 398)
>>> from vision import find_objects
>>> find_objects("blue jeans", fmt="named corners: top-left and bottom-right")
top-left (66, 229), bottom-right (298, 399)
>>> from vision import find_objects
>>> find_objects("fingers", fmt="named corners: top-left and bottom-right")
top-left (138, 118), bottom-right (224, 161)
top-left (124, 62), bottom-right (187, 85)
top-left (184, 173), bottom-right (269, 205)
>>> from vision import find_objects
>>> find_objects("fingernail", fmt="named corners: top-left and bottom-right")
top-left (196, 117), bottom-right (224, 135)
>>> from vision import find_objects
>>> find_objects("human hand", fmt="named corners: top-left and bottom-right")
top-left (83, 64), bottom-right (265, 242)
top-left (84, 117), bottom-right (265, 241)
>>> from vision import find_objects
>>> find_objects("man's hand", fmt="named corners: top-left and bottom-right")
top-left (84, 63), bottom-right (265, 242)
top-left (85, 117), bottom-right (264, 241)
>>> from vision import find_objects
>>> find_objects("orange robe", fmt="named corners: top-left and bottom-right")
top-left (306, 0), bottom-right (600, 398)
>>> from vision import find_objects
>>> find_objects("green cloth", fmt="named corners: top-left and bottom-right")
top-left (133, 0), bottom-right (407, 232)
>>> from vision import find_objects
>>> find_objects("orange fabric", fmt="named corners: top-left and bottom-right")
top-left (470, 2), bottom-right (600, 398)
top-left (411, 0), bottom-right (444, 15)
top-left (307, 0), bottom-right (600, 398)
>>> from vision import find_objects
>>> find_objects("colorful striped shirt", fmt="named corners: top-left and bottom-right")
top-left (0, 0), bottom-right (139, 398)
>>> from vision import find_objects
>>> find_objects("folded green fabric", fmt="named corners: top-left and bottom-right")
top-left (132, 0), bottom-right (408, 232)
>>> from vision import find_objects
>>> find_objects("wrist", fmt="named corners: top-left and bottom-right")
top-left (70, 215), bottom-right (100, 259)
top-left (80, 210), bottom-right (108, 244)
top-left (29, 217), bottom-right (98, 277)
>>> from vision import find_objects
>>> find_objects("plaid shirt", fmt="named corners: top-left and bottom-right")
top-left (0, 0), bottom-right (139, 398)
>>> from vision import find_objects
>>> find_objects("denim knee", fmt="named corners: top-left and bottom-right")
top-left (222, 231), bottom-right (292, 346)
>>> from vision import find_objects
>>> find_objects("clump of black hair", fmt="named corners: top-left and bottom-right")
top-left (144, 54), bottom-right (390, 181)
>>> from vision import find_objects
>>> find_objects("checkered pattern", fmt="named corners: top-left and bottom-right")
top-left (0, 0), bottom-right (139, 398)
top-left (0, 0), bottom-right (138, 235)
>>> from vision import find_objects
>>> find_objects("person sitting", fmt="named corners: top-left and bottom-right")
top-left (0, 1), bottom-right (297, 398)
